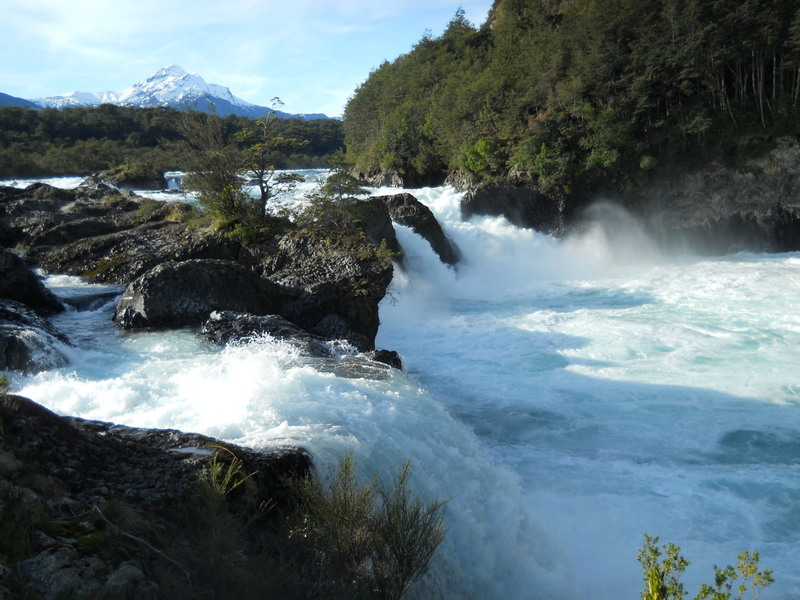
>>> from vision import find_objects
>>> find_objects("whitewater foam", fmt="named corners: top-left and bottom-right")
top-left (10, 178), bottom-right (800, 598)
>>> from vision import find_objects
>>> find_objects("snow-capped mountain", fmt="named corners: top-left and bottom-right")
top-left (31, 66), bottom-right (329, 120)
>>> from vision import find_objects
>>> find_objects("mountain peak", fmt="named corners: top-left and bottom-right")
top-left (115, 65), bottom-right (253, 110)
top-left (28, 67), bottom-right (328, 120)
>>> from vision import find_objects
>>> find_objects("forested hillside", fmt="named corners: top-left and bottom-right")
top-left (0, 105), bottom-right (343, 178)
top-left (344, 0), bottom-right (800, 194)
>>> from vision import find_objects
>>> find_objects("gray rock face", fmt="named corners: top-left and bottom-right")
top-left (350, 167), bottom-right (445, 189)
top-left (350, 167), bottom-right (405, 188)
top-left (375, 192), bottom-right (460, 266)
top-left (14, 548), bottom-right (158, 600)
top-left (636, 137), bottom-right (800, 253)
top-left (114, 259), bottom-right (288, 329)
top-left (356, 197), bottom-right (402, 256)
top-left (36, 220), bottom-right (243, 285)
top-left (262, 230), bottom-right (393, 351)
top-left (0, 301), bottom-right (70, 373)
top-left (0, 248), bottom-right (62, 315)
top-left (0, 183), bottom-right (240, 285)
top-left (461, 180), bottom-right (564, 234)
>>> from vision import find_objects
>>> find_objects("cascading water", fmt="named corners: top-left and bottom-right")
top-left (9, 173), bottom-right (800, 598)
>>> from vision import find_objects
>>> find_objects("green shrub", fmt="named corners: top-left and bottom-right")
top-left (638, 533), bottom-right (774, 600)
top-left (0, 488), bottom-right (40, 564)
top-left (293, 451), bottom-right (446, 600)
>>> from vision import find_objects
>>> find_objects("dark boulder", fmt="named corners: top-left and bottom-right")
top-left (0, 248), bottom-right (62, 315)
top-left (200, 311), bottom-right (334, 358)
top-left (363, 349), bottom-right (403, 370)
top-left (114, 259), bottom-right (289, 329)
top-left (374, 192), bottom-right (460, 266)
top-left (461, 181), bottom-right (564, 234)
top-left (262, 229), bottom-right (394, 351)
top-left (0, 300), bottom-right (70, 372)
top-left (355, 197), bottom-right (402, 256)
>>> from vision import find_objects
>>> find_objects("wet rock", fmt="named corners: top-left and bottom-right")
top-left (375, 192), bottom-right (460, 266)
top-left (461, 180), bottom-right (564, 234)
top-left (90, 165), bottom-right (166, 190)
top-left (0, 301), bottom-right (70, 373)
top-left (0, 248), bottom-right (62, 315)
top-left (114, 259), bottom-right (289, 329)
top-left (363, 348), bottom-right (403, 370)
top-left (200, 311), bottom-right (334, 357)
top-left (262, 229), bottom-right (393, 351)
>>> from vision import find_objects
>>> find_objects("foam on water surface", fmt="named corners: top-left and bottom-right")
top-left (10, 176), bottom-right (800, 598)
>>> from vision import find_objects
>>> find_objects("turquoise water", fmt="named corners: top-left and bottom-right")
top-left (13, 179), bottom-right (800, 598)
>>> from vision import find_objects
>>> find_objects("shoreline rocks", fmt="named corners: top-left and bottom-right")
top-left (632, 138), bottom-right (800, 253)
top-left (444, 135), bottom-right (800, 253)
top-left (0, 394), bottom-right (311, 600)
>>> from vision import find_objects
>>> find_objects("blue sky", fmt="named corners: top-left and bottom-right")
top-left (0, 0), bottom-right (494, 117)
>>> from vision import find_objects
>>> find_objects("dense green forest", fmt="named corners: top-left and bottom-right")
top-left (0, 104), bottom-right (343, 179)
top-left (343, 0), bottom-right (800, 194)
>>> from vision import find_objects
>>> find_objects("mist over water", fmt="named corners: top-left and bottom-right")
top-left (12, 177), bottom-right (800, 598)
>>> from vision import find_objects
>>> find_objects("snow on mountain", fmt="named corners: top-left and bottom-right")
top-left (114, 65), bottom-right (254, 109)
top-left (34, 91), bottom-right (109, 109)
top-left (30, 66), bottom-right (328, 119)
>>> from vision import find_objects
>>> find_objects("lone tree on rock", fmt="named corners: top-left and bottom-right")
top-left (179, 101), bottom-right (305, 224)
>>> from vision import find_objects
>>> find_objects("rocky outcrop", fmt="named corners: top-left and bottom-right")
top-left (1, 181), bottom-right (147, 268)
top-left (634, 137), bottom-right (800, 253)
top-left (461, 180), bottom-right (565, 235)
top-left (0, 394), bottom-right (311, 600)
top-left (351, 167), bottom-right (405, 188)
top-left (3, 181), bottom-right (395, 353)
top-left (0, 301), bottom-right (70, 373)
top-left (456, 136), bottom-right (800, 252)
top-left (200, 311), bottom-right (335, 357)
top-left (351, 167), bottom-right (445, 189)
top-left (201, 311), bottom-right (404, 370)
top-left (93, 165), bottom-right (167, 190)
top-left (0, 182), bottom-right (242, 285)
top-left (34, 220), bottom-right (244, 285)
top-left (0, 249), bottom-right (69, 373)
top-left (0, 248), bottom-right (62, 315)
top-left (0, 183), bottom-right (136, 249)
top-left (262, 229), bottom-right (394, 351)
top-left (355, 197), bottom-right (402, 256)
top-left (375, 192), bottom-right (460, 266)
top-left (114, 259), bottom-right (289, 329)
